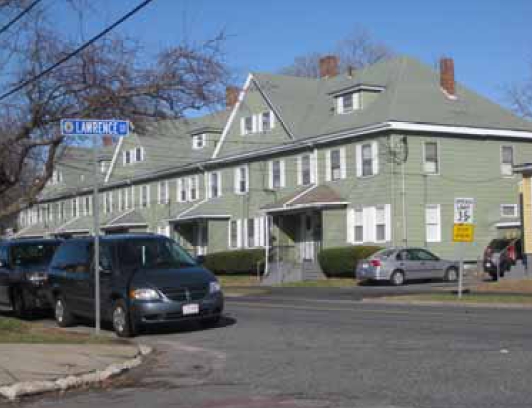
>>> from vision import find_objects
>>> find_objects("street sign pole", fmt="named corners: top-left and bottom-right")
top-left (61, 119), bottom-right (129, 337)
top-left (458, 242), bottom-right (464, 299)
top-left (93, 138), bottom-right (101, 335)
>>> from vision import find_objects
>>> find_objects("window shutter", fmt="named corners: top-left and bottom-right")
top-left (268, 161), bottom-right (273, 189)
top-left (372, 141), bottom-right (379, 175)
top-left (363, 207), bottom-right (376, 243)
top-left (270, 111), bottom-right (276, 129)
top-left (240, 117), bottom-right (246, 135)
top-left (325, 150), bottom-right (331, 181)
top-left (385, 204), bottom-right (392, 242)
top-left (257, 113), bottom-right (263, 133)
top-left (356, 145), bottom-right (362, 177)
top-left (218, 172), bottom-right (223, 197)
top-left (346, 208), bottom-right (355, 243)
top-left (237, 219), bottom-right (242, 248)
top-left (252, 115), bottom-right (258, 133)
top-left (340, 147), bottom-right (347, 179)
top-left (242, 219), bottom-right (248, 247)
top-left (311, 151), bottom-right (317, 184)
top-left (227, 220), bottom-right (232, 248)
top-left (297, 156), bottom-right (302, 185)
top-left (233, 168), bottom-right (239, 194)
top-left (336, 96), bottom-right (343, 114)
top-left (280, 160), bottom-right (286, 187)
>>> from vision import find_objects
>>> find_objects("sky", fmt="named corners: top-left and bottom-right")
top-left (56, 0), bottom-right (532, 109)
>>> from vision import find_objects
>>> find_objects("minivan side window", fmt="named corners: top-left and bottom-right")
top-left (0, 246), bottom-right (8, 267)
top-left (51, 242), bottom-right (91, 274)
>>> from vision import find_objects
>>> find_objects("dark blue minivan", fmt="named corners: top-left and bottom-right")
top-left (47, 234), bottom-right (224, 337)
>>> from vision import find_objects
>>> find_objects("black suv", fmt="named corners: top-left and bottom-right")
top-left (0, 239), bottom-right (61, 317)
top-left (46, 234), bottom-right (224, 337)
top-left (483, 238), bottom-right (522, 281)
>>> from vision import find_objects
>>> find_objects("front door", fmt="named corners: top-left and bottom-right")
top-left (300, 212), bottom-right (321, 262)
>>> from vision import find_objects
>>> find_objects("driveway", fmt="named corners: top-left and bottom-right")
top-left (15, 289), bottom-right (532, 408)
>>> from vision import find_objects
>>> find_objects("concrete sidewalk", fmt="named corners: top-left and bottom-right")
top-left (0, 343), bottom-right (150, 400)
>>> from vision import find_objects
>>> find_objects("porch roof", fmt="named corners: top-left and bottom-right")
top-left (101, 209), bottom-right (147, 230)
top-left (261, 184), bottom-right (349, 213)
top-left (14, 223), bottom-right (50, 238)
top-left (169, 198), bottom-right (232, 223)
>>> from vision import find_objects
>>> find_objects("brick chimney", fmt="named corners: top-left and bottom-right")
top-left (102, 136), bottom-right (113, 147)
top-left (319, 55), bottom-right (338, 78)
top-left (226, 86), bottom-right (239, 109)
top-left (440, 57), bottom-right (455, 96)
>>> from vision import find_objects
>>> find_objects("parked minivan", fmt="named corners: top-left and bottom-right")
top-left (0, 239), bottom-right (61, 317)
top-left (47, 234), bottom-right (224, 337)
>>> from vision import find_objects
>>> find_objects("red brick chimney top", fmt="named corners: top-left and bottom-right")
top-left (440, 57), bottom-right (455, 97)
top-left (226, 86), bottom-right (239, 109)
top-left (319, 55), bottom-right (339, 78)
top-left (102, 136), bottom-right (113, 147)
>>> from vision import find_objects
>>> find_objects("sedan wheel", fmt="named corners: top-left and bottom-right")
top-left (390, 270), bottom-right (405, 286)
top-left (445, 267), bottom-right (458, 282)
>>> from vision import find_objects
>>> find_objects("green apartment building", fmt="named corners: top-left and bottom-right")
top-left (14, 56), bottom-right (532, 277)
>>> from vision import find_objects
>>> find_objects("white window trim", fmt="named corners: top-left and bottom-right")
top-left (192, 134), bottom-right (206, 150)
top-left (356, 141), bottom-right (379, 178)
top-left (158, 181), bottom-right (169, 204)
top-left (425, 204), bottom-right (442, 243)
top-left (140, 185), bottom-right (150, 208)
top-left (500, 145), bottom-right (514, 178)
top-left (187, 176), bottom-right (199, 201)
top-left (228, 219), bottom-right (241, 249)
top-left (500, 204), bottom-right (518, 218)
top-left (208, 171), bottom-right (222, 199)
top-left (326, 147), bottom-right (347, 181)
top-left (336, 92), bottom-right (361, 115)
top-left (234, 165), bottom-right (249, 194)
top-left (423, 140), bottom-right (440, 175)
top-left (297, 154), bottom-right (315, 186)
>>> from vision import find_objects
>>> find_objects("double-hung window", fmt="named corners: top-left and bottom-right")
top-left (84, 196), bottom-right (92, 216)
top-left (72, 198), bottom-right (78, 218)
top-left (269, 160), bottom-right (285, 189)
top-left (234, 166), bottom-right (249, 194)
top-left (192, 134), bottom-right (206, 149)
top-left (123, 150), bottom-right (131, 165)
top-left (327, 148), bottom-right (346, 181)
top-left (229, 220), bottom-right (239, 248)
top-left (209, 172), bottom-right (221, 198)
top-left (354, 208), bottom-right (363, 243)
top-left (188, 176), bottom-right (198, 201)
top-left (158, 181), bottom-right (169, 204)
top-left (140, 185), bottom-right (149, 208)
top-left (425, 204), bottom-right (441, 243)
top-left (298, 154), bottom-right (314, 186)
top-left (177, 179), bottom-right (187, 202)
top-left (336, 92), bottom-right (360, 114)
top-left (260, 111), bottom-right (274, 132)
top-left (423, 141), bottom-right (439, 174)
top-left (241, 116), bottom-right (254, 135)
top-left (135, 147), bottom-right (144, 162)
top-left (247, 218), bottom-right (255, 248)
top-left (356, 142), bottom-right (378, 177)
top-left (500, 204), bottom-right (518, 218)
top-left (501, 146), bottom-right (514, 176)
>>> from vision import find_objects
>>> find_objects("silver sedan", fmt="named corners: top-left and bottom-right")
top-left (356, 247), bottom-right (459, 286)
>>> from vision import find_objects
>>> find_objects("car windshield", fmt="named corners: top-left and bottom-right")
top-left (118, 238), bottom-right (197, 271)
top-left (489, 239), bottom-right (511, 251)
top-left (10, 242), bottom-right (59, 268)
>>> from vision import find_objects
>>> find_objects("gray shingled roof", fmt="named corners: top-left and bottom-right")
top-left (252, 56), bottom-right (532, 144)
top-left (262, 185), bottom-right (347, 211)
top-left (173, 198), bottom-right (232, 221)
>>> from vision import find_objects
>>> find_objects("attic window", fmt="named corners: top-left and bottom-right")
top-left (192, 134), bottom-right (206, 149)
top-left (336, 92), bottom-right (361, 114)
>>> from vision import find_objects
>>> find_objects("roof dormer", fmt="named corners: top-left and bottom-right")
top-left (330, 84), bottom-right (385, 115)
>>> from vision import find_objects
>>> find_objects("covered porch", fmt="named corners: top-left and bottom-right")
top-left (101, 210), bottom-right (148, 235)
top-left (261, 185), bottom-right (348, 282)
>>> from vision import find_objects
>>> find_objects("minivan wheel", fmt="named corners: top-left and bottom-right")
top-left (12, 289), bottom-right (29, 319)
top-left (390, 270), bottom-right (405, 286)
top-left (55, 296), bottom-right (75, 327)
top-left (112, 300), bottom-right (136, 338)
top-left (445, 267), bottom-right (459, 282)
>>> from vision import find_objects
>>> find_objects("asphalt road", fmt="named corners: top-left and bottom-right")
top-left (17, 286), bottom-right (532, 408)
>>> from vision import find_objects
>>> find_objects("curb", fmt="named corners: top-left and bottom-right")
top-left (361, 298), bottom-right (532, 309)
top-left (0, 344), bottom-right (153, 401)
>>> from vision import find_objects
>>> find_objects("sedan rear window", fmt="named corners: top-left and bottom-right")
top-left (373, 249), bottom-right (395, 259)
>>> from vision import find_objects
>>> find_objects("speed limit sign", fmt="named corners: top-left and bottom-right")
top-left (454, 198), bottom-right (474, 224)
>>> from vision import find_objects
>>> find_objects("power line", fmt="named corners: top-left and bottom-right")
top-left (0, 0), bottom-right (156, 102)
top-left (0, 0), bottom-right (42, 37)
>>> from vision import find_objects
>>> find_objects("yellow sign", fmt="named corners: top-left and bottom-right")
top-left (453, 224), bottom-right (475, 242)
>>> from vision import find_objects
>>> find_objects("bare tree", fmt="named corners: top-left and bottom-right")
top-left (280, 27), bottom-right (393, 78)
top-left (508, 62), bottom-right (532, 119)
top-left (0, 2), bottom-right (230, 221)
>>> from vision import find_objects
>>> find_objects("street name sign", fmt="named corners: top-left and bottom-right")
top-left (60, 119), bottom-right (130, 137)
